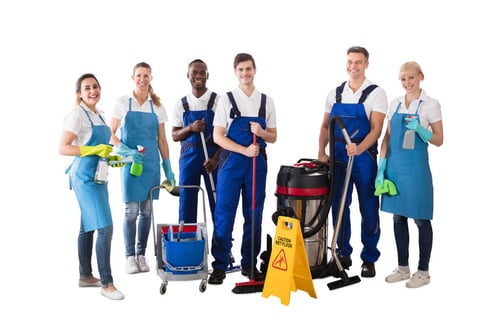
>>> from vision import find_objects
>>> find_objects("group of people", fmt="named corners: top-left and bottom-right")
top-left (59, 46), bottom-right (443, 300)
top-left (318, 46), bottom-right (443, 288)
top-left (59, 62), bottom-right (177, 300)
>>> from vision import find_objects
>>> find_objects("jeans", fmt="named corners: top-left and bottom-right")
top-left (123, 200), bottom-right (152, 257)
top-left (393, 214), bottom-right (433, 271)
top-left (78, 222), bottom-right (114, 286)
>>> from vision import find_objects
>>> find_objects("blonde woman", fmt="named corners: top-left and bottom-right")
top-left (376, 61), bottom-right (444, 288)
top-left (110, 62), bottom-right (176, 274)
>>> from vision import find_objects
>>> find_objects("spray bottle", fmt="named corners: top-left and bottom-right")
top-left (402, 116), bottom-right (415, 150)
top-left (94, 144), bottom-right (113, 184)
top-left (130, 145), bottom-right (145, 176)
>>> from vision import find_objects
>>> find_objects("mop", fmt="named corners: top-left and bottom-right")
top-left (161, 132), bottom-right (216, 198)
top-left (200, 132), bottom-right (217, 202)
top-left (326, 116), bottom-right (361, 290)
top-left (232, 134), bottom-right (264, 294)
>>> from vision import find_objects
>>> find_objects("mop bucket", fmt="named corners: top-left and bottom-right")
top-left (162, 224), bottom-right (205, 274)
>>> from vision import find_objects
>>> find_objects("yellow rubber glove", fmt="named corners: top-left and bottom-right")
top-left (108, 155), bottom-right (126, 168)
top-left (79, 144), bottom-right (112, 158)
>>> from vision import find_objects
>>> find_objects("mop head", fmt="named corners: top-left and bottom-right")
top-left (232, 280), bottom-right (264, 294)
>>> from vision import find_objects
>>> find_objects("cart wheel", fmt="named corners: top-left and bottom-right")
top-left (160, 281), bottom-right (167, 295)
top-left (199, 279), bottom-right (207, 293)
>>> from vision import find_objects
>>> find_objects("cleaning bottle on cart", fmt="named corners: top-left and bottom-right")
top-left (94, 156), bottom-right (109, 184)
top-left (130, 145), bottom-right (145, 176)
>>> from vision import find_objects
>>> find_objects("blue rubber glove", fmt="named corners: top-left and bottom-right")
top-left (116, 143), bottom-right (143, 163)
top-left (80, 144), bottom-right (112, 158)
top-left (405, 117), bottom-right (432, 142)
top-left (162, 158), bottom-right (176, 187)
top-left (375, 158), bottom-right (387, 189)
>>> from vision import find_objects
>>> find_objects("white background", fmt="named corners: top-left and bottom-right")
top-left (1, 0), bottom-right (498, 332)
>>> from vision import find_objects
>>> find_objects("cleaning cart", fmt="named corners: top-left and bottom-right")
top-left (150, 184), bottom-right (209, 295)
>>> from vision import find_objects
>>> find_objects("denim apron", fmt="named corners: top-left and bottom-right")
top-left (67, 106), bottom-right (112, 232)
top-left (382, 101), bottom-right (433, 220)
top-left (120, 98), bottom-right (160, 202)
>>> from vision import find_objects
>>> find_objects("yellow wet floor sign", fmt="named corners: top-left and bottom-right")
top-left (262, 216), bottom-right (316, 305)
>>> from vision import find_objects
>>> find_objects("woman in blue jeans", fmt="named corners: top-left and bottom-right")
top-left (59, 73), bottom-right (124, 300)
top-left (375, 61), bottom-right (443, 288)
top-left (110, 62), bottom-right (176, 274)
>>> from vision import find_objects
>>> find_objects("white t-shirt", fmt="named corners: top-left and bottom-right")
top-left (171, 89), bottom-right (220, 128)
top-left (63, 102), bottom-right (108, 146)
top-left (324, 78), bottom-right (388, 118)
top-left (214, 87), bottom-right (277, 130)
top-left (387, 89), bottom-right (442, 128)
top-left (111, 93), bottom-right (168, 123)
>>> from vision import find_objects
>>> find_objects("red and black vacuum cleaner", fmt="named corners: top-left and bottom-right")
top-left (263, 116), bottom-right (360, 290)
top-left (272, 158), bottom-right (335, 279)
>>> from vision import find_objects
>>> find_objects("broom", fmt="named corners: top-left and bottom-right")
top-left (232, 133), bottom-right (264, 294)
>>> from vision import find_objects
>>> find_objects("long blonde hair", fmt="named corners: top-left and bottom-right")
top-left (133, 62), bottom-right (162, 106)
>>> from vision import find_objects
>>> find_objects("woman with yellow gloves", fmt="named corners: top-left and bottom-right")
top-left (59, 73), bottom-right (124, 300)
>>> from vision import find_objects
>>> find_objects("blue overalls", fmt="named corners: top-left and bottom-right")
top-left (120, 98), bottom-right (160, 202)
top-left (211, 92), bottom-right (267, 271)
top-left (329, 81), bottom-right (381, 263)
top-left (67, 106), bottom-right (113, 232)
top-left (179, 92), bottom-right (218, 223)
top-left (382, 101), bottom-right (433, 220)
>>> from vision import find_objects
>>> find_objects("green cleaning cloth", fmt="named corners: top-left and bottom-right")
top-left (374, 179), bottom-right (398, 196)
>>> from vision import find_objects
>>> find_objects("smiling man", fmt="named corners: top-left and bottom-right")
top-left (318, 46), bottom-right (388, 278)
top-left (209, 53), bottom-right (278, 285)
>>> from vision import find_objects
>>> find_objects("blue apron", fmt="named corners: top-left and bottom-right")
top-left (179, 93), bottom-right (217, 223)
top-left (381, 101), bottom-right (433, 220)
top-left (67, 106), bottom-right (113, 232)
top-left (211, 92), bottom-right (267, 270)
top-left (120, 98), bottom-right (160, 202)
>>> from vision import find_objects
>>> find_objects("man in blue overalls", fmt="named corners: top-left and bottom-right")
top-left (318, 46), bottom-right (388, 278)
top-left (171, 59), bottom-right (220, 224)
top-left (208, 53), bottom-right (278, 285)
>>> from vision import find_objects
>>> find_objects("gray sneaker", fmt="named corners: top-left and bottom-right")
top-left (406, 271), bottom-right (430, 288)
top-left (385, 267), bottom-right (411, 283)
top-left (137, 255), bottom-right (150, 272)
top-left (125, 256), bottom-right (139, 274)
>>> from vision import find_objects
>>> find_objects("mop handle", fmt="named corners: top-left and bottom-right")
top-left (252, 133), bottom-right (256, 211)
top-left (200, 132), bottom-right (216, 201)
top-left (250, 133), bottom-right (257, 274)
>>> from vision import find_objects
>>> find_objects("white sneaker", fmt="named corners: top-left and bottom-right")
top-left (101, 285), bottom-right (125, 300)
top-left (406, 271), bottom-right (430, 288)
top-left (137, 255), bottom-right (150, 272)
top-left (385, 267), bottom-right (411, 283)
top-left (125, 256), bottom-right (139, 274)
